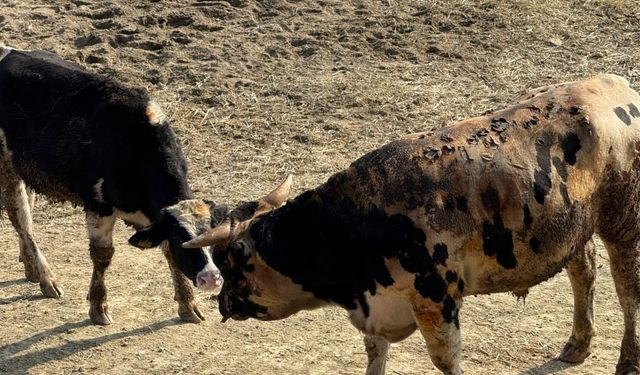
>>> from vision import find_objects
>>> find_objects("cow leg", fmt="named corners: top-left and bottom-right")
top-left (596, 176), bottom-right (640, 374)
top-left (160, 242), bottom-right (204, 323)
top-left (412, 295), bottom-right (463, 375)
top-left (602, 238), bottom-right (640, 374)
top-left (364, 334), bottom-right (389, 375)
top-left (17, 188), bottom-right (37, 280)
top-left (86, 211), bottom-right (116, 325)
top-left (26, 187), bottom-right (35, 213)
top-left (18, 239), bottom-right (38, 281)
top-left (559, 237), bottom-right (597, 363)
top-left (17, 188), bottom-right (37, 281)
top-left (1, 178), bottom-right (62, 297)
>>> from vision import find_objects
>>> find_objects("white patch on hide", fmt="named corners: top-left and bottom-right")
top-left (349, 290), bottom-right (417, 343)
top-left (114, 209), bottom-right (152, 228)
top-left (86, 211), bottom-right (116, 248)
top-left (146, 100), bottom-right (167, 126)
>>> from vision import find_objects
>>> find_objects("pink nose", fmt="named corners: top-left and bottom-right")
top-left (197, 272), bottom-right (223, 290)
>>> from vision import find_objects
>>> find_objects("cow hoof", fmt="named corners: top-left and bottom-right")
top-left (89, 307), bottom-right (113, 325)
top-left (178, 304), bottom-right (205, 324)
top-left (558, 341), bottom-right (591, 363)
top-left (40, 279), bottom-right (64, 298)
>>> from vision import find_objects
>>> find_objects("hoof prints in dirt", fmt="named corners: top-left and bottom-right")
top-left (74, 33), bottom-right (102, 48)
top-left (108, 34), bottom-right (166, 52)
top-left (93, 19), bottom-right (121, 30)
top-left (73, 7), bottom-right (124, 20)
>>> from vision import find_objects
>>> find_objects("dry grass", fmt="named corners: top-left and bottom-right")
top-left (4, 0), bottom-right (635, 200)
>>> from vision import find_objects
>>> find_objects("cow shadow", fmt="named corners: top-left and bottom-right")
top-left (0, 293), bottom-right (46, 305)
top-left (0, 318), bottom-right (180, 374)
top-left (0, 279), bottom-right (47, 305)
top-left (520, 358), bottom-right (577, 374)
top-left (0, 278), bottom-right (29, 289)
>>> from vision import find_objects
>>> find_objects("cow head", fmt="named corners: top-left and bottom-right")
top-left (128, 199), bottom-right (226, 290)
top-left (182, 175), bottom-right (319, 322)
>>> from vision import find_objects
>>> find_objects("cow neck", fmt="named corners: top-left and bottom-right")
top-left (134, 125), bottom-right (194, 221)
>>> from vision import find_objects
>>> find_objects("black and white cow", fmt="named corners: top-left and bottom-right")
top-left (0, 45), bottom-right (222, 325)
top-left (184, 75), bottom-right (640, 374)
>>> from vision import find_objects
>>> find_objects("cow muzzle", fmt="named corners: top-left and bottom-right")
top-left (196, 267), bottom-right (223, 290)
top-left (219, 291), bottom-right (250, 322)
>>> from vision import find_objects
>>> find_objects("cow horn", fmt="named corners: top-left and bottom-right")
top-left (260, 174), bottom-right (293, 209)
top-left (182, 221), bottom-right (231, 248)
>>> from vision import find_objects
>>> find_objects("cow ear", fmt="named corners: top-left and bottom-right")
top-left (210, 203), bottom-right (230, 225)
top-left (128, 221), bottom-right (168, 249)
top-left (259, 174), bottom-right (293, 209)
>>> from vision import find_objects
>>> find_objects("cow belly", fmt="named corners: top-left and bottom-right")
top-left (348, 291), bottom-right (417, 342)
top-left (458, 197), bottom-right (594, 296)
top-left (464, 256), bottom-right (570, 295)
top-left (0, 130), bottom-right (83, 204)
top-left (464, 235), bottom-right (590, 295)
top-left (18, 166), bottom-right (81, 204)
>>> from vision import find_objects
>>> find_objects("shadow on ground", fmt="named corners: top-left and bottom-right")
top-left (0, 318), bottom-right (180, 374)
top-left (0, 279), bottom-right (30, 290)
top-left (521, 358), bottom-right (578, 375)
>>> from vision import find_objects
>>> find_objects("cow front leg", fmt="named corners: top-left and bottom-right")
top-left (2, 178), bottom-right (62, 297)
top-left (412, 294), bottom-right (463, 375)
top-left (559, 237), bottom-right (596, 363)
top-left (364, 334), bottom-right (389, 375)
top-left (86, 211), bottom-right (116, 325)
top-left (161, 242), bottom-right (204, 323)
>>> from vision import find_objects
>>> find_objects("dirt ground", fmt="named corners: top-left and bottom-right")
top-left (1, 0), bottom-right (639, 374)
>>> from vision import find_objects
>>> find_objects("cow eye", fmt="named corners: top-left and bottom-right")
top-left (229, 242), bottom-right (246, 258)
top-left (211, 247), bottom-right (231, 270)
top-left (228, 241), bottom-right (252, 267)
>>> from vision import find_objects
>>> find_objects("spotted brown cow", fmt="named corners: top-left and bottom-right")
top-left (185, 74), bottom-right (640, 374)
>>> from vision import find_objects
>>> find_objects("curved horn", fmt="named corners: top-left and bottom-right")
top-left (182, 221), bottom-right (231, 248)
top-left (260, 174), bottom-right (293, 208)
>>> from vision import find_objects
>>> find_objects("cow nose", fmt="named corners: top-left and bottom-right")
top-left (196, 270), bottom-right (223, 290)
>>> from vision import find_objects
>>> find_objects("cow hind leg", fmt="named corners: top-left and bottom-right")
top-left (412, 294), bottom-right (463, 375)
top-left (1, 178), bottom-right (62, 297)
top-left (596, 175), bottom-right (640, 374)
top-left (161, 243), bottom-right (204, 323)
top-left (86, 211), bottom-right (116, 325)
top-left (18, 241), bottom-right (38, 281)
top-left (18, 187), bottom-right (37, 280)
top-left (364, 335), bottom-right (389, 375)
top-left (602, 238), bottom-right (640, 374)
